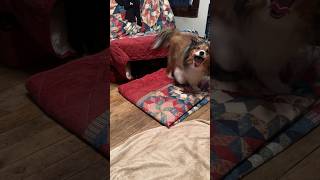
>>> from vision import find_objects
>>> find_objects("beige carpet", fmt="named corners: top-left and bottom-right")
top-left (110, 119), bottom-right (210, 180)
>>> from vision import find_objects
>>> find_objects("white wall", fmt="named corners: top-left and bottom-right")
top-left (174, 0), bottom-right (210, 37)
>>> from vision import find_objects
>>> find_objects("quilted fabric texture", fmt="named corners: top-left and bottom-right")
top-left (225, 100), bottom-right (320, 179)
top-left (211, 88), bottom-right (317, 179)
top-left (26, 49), bottom-right (109, 157)
top-left (211, 46), bottom-right (320, 179)
top-left (110, 0), bottom-right (175, 39)
top-left (119, 68), bottom-right (209, 127)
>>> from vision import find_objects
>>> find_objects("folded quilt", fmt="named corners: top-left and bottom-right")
top-left (110, 119), bottom-right (210, 180)
top-left (225, 100), bottom-right (320, 179)
top-left (118, 68), bottom-right (209, 127)
top-left (212, 46), bottom-right (320, 179)
top-left (212, 88), bottom-right (317, 179)
top-left (83, 111), bottom-right (109, 156)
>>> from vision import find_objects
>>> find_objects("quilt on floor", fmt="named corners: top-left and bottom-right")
top-left (118, 68), bottom-right (209, 127)
top-left (211, 89), bottom-right (317, 179)
top-left (211, 46), bottom-right (320, 179)
top-left (83, 111), bottom-right (109, 156)
top-left (225, 100), bottom-right (320, 179)
top-left (25, 50), bottom-right (109, 157)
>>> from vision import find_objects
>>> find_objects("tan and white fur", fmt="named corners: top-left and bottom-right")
top-left (152, 29), bottom-right (210, 91)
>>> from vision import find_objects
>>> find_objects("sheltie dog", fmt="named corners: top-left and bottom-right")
top-left (213, 0), bottom-right (320, 93)
top-left (152, 29), bottom-right (210, 92)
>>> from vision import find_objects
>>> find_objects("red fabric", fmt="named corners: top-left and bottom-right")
top-left (26, 49), bottom-right (108, 156)
top-left (110, 45), bottom-right (130, 80)
top-left (0, 0), bottom-right (77, 67)
top-left (111, 35), bottom-right (168, 61)
top-left (10, 0), bottom-right (57, 55)
top-left (110, 35), bottom-right (168, 82)
top-left (118, 68), bottom-right (171, 102)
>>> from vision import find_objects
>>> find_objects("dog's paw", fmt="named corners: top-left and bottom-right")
top-left (126, 72), bottom-right (133, 80)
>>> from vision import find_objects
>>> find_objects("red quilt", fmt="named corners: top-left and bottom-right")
top-left (26, 49), bottom-right (109, 157)
top-left (119, 68), bottom-right (209, 127)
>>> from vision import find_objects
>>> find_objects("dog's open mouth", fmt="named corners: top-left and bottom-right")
top-left (270, 0), bottom-right (294, 19)
top-left (194, 55), bottom-right (205, 67)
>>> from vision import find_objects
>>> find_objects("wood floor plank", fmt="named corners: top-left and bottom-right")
top-left (0, 115), bottom-right (53, 150)
top-left (0, 84), bottom-right (31, 112)
top-left (24, 147), bottom-right (105, 180)
top-left (0, 136), bottom-right (88, 180)
top-left (0, 103), bottom-right (42, 134)
top-left (65, 158), bottom-right (108, 180)
top-left (243, 125), bottom-right (320, 180)
top-left (280, 145), bottom-right (320, 180)
top-left (0, 71), bottom-right (27, 92)
top-left (0, 124), bottom-right (70, 170)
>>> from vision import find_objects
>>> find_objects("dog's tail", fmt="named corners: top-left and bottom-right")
top-left (151, 29), bottom-right (176, 49)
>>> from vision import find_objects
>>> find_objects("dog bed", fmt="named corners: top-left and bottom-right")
top-left (118, 68), bottom-right (209, 127)
top-left (25, 49), bottom-right (109, 157)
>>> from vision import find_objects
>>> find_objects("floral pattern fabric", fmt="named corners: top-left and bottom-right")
top-left (110, 0), bottom-right (175, 39)
top-left (137, 84), bottom-right (209, 127)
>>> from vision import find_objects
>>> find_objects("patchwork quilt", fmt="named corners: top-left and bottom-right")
top-left (110, 0), bottom-right (175, 40)
top-left (211, 88), bottom-right (317, 179)
top-left (118, 68), bottom-right (209, 127)
top-left (212, 46), bottom-right (320, 179)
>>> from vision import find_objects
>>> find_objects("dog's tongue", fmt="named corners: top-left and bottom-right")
top-left (194, 56), bottom-right (204, 67)
top-left (270, 0), bottom-right (295, 18)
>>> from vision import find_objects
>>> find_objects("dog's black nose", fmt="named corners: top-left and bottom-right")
top-left (199, 51), bottom-right (205, 56)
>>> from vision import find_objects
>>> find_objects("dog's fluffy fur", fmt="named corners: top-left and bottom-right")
top-left (152, 29), bottom-right (210, 91)
top-left (213, 0), bottom-right (320, 93)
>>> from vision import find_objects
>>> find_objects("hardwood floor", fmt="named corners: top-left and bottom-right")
top-left (0, 66), bottom-right (107, 180)
top-left (110, 83), bottom-right (210, 150)
top-left (2, 64), bottom-right (320, 180)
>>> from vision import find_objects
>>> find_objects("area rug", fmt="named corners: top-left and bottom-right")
top-left (110, 119), bottom-right (210, 180)
top-left (118, 68), bottom-right (209, 127)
